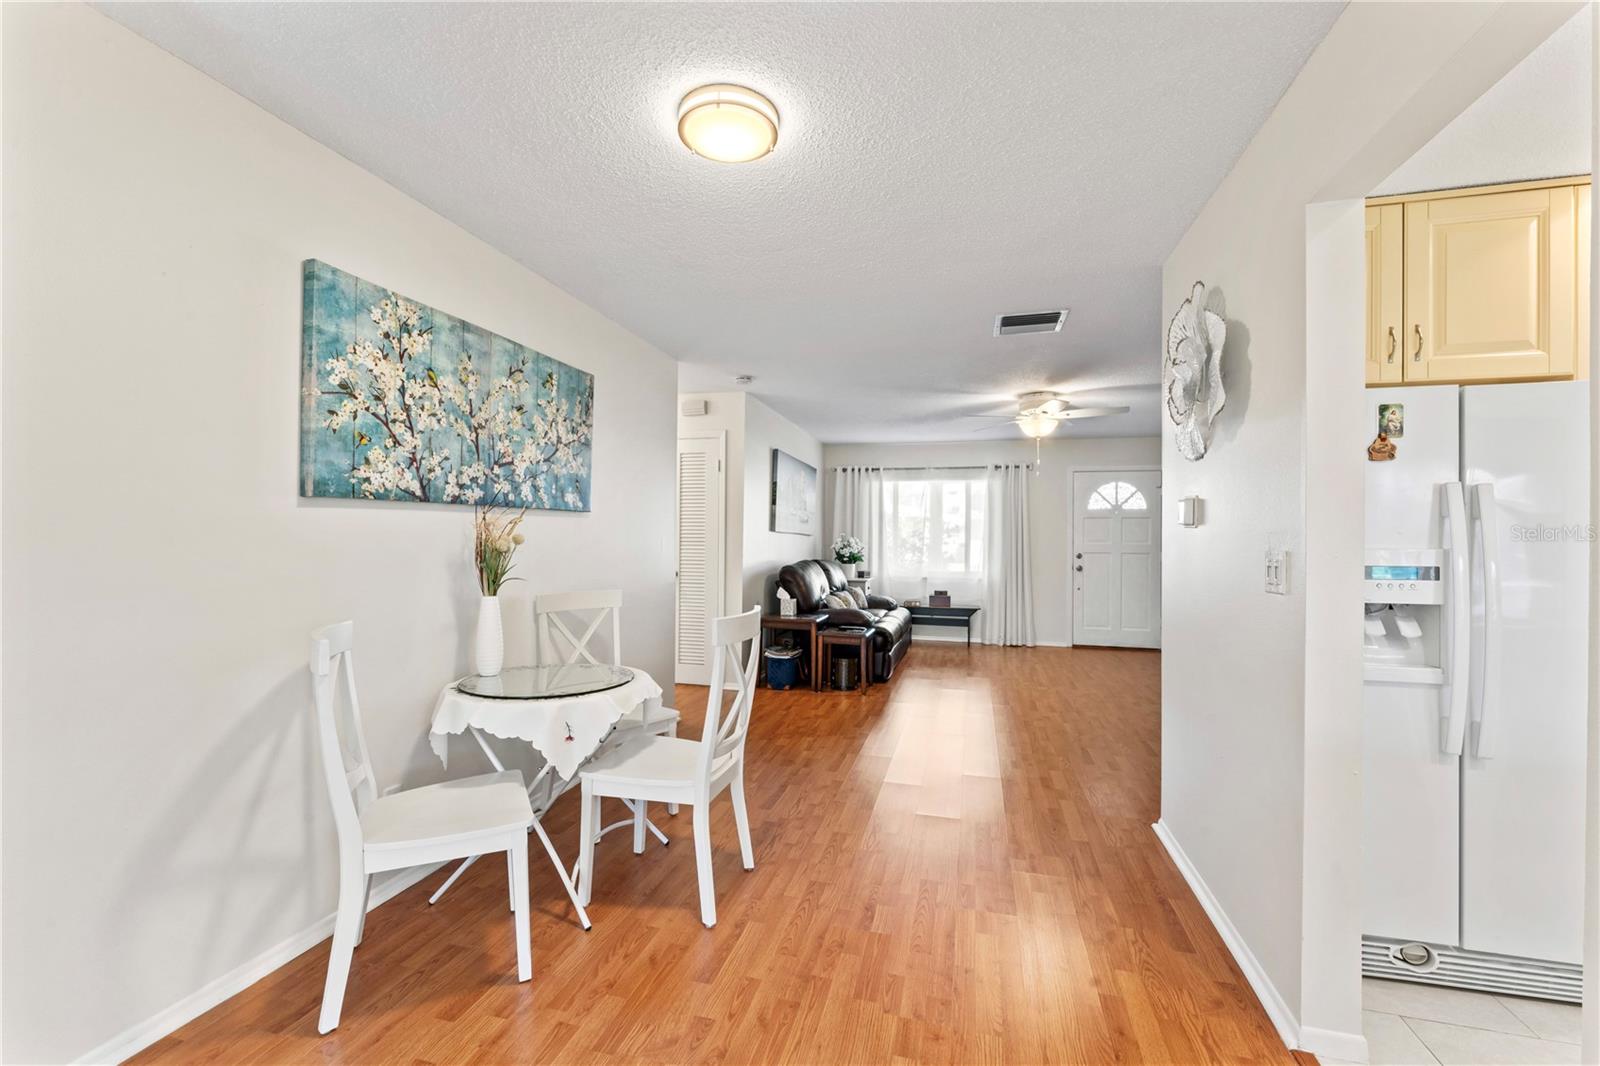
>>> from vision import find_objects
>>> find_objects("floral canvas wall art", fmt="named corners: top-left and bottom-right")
top-left (300, 260), bottom-right (593, 510)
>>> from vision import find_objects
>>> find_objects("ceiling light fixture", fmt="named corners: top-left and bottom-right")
top-left (1016, 412), bottom-right (1059, 439)
top-left (677, 84), bottom-right (779, 163)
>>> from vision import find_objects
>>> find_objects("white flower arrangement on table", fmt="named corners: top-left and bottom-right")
top-left (831, 534), bottom-right (865, 566)
top-left (474, 506), bottom-right (526, 596)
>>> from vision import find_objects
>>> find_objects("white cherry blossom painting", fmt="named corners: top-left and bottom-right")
top-left (300, 260), bottom-right (593, 510)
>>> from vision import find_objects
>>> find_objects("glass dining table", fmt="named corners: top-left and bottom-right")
top-left (427, 662), bottom-right (669, 930)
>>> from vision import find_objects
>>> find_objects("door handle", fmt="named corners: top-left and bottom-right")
top-left (1471, 483), bottom-right (1502, 759)
top-left (1440, 483), bottom-right (1469, 756)
top-left (1412, 324), bottom-right (1423, 363)
top-left (1385, 326), bottom-right (1396, 364)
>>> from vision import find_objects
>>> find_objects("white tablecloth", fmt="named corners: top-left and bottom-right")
top-left (428, 669), bottom-right (663, 781)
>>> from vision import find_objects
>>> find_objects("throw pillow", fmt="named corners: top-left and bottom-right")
top-left (822, 591), bottom-right (855, 610)
top-left (847, 587), bottom-right (869, 608)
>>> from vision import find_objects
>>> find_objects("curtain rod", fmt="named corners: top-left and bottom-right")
top-left (832, 463), bottom-right (1030, 472)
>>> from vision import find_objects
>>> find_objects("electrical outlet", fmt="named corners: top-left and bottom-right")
top-left (1264, 548), bottom-right (1287, 595)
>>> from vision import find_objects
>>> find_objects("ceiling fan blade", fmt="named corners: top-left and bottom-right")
top-left (1056, 406), bottom-right (1130, 420)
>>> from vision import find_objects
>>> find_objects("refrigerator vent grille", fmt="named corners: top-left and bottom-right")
top-left (1362, 937), bottom-right (1582, 1003)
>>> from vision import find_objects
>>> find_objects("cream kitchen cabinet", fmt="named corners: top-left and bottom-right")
top-left (1367, 178), bottom-right (1590, 386)
top-left (1366, 203), bottom-right (1404, 384)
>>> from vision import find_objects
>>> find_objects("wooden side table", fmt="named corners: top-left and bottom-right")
top-left (760, 613), bottom-right (828, 691)
top-left (819, 628), bottom-right (872, 693)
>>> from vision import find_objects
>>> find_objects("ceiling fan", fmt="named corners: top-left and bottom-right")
top-left (1006, 391), bottom-right (1130, 436)
top-left (966, 391), bottom-right (1131, 468)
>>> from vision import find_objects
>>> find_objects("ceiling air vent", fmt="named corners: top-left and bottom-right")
top-left (993, 309), bottom-right (1068, 336)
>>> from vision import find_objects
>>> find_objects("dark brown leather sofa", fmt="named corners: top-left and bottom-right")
top-left (776, 559), bottom-right (913, 683)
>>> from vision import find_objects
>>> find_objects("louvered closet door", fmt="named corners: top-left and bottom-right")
top-left (676, 435), bottom-right (726, 685)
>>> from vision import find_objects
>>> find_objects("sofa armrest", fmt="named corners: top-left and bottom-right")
top-left (821, 607), bottom-right (877, 628)
top-left (865, 594), bottom-right (899, 610)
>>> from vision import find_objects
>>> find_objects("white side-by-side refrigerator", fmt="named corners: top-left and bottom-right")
top-left (1362, 381), bottom-right (1590, 1001)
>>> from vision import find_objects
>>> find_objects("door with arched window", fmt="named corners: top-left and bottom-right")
top-left (1071, 470), bottom-right (1162, 648)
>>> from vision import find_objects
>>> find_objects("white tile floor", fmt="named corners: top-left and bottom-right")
top-left (1356, 978), bottom-right (1583, 1065)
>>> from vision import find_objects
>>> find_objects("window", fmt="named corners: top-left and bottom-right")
top-left (1086, 480), bottom-right (1147, 511)
top-left (880, 473), bottom-right (987, 601)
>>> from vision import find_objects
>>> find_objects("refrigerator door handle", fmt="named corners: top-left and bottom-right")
top-left (1440, 482), bottom-right (1470, 756)
top-left (1471, 483), bottom-right (1503, 759)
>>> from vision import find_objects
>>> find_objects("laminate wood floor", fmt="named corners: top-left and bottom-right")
top-left (133, 644), bottom-right (1314, 1065)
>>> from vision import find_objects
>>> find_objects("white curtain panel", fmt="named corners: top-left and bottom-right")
top-left (830, 466), bottom-right (884, 576)
top-left (981, 464), bottom-right (1036, 646)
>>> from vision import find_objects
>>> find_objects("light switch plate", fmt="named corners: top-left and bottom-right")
top-left (1264, 548), bottom-right (1287, 595)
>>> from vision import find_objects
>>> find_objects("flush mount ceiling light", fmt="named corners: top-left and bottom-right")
top-left (677, 84), bottom-right (779, 163)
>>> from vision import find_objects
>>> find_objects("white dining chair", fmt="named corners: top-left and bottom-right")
top-left (536, 588), bottom-right (682, 839)
top-left (576, 606), bottom-right (761, 928)
top-left (309, 621), bottom-right (534, 1034)
top-left (533, 588), bottom-right (680, 741)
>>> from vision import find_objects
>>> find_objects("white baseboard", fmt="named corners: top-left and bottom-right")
top-left (75, 862), bottom-right (444, 1065)
top-left (1299, 1025), bottom-right (1370, 1064)
top-left (1151, 821), bottom-right (1301, 1052)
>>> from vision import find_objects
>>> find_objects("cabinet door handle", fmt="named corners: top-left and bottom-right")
top-left (1385, 326), bottom-right (1396, 364)
top-left (1412, 324), bottom-right (1423, 362)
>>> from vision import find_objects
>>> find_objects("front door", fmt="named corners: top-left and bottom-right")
top-left (1072, 471), bottom-right (1161, 648)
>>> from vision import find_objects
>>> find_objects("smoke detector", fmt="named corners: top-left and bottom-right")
top-left (994, 309), bottom-right (1068, 336)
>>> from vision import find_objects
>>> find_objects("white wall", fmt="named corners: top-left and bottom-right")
top-left (0, 5), bottom-right (678, 1062)
top-left (1372, 6), bottom-right (1591, 197)
top-left (678, 391), bottom-right (823, 619)
top-left (1157, 2), bottom-right (1583, 1059)
top-left (821, 436), bottom-right (1160, 646)
top-left (742, 396), bottom-right (822, 613)
top-left (1584, 12), bottom-right (1599, 1062)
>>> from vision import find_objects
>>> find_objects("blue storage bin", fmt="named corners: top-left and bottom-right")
top-left (764, 646), bottom-right (802, 690)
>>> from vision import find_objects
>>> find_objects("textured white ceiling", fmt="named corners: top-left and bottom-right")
top-left (1374, 6), bottom-right (1591, 197)
top-left (97, 1), bottom-right (1343, 443)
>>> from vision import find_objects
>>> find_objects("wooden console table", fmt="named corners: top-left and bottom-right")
top-left (906, 605), bottom-right (981, 647)
top-left (760, 613), bottom-right (828, 690)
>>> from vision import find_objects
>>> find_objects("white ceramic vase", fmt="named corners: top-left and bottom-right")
top-left (475, 595), bottom-right (504, 676)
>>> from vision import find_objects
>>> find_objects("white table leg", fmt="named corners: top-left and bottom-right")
top-left (529, 813), bottom-right (591, 930)
top-left (428, 852), bottom-right (480, 904)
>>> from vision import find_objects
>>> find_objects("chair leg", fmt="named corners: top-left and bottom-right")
top-left (507, 850), bottom-right (516, 912)
top-left (632, 799), bottom-right (647, 854)
top-left (731, 772), bottom-right (755, 871)
top-left (692, 803), bottom-right (716, 928)
top-left (578, 785), bottom-right (597, 907)
top-left (354, 874), bottom-right (372, 946)
top-left (318, 864), bottom-right (366, 1034)
top-left (510, 837), bottom-right (532, 982)
top-left (667, 722), bottom-right (680, 815)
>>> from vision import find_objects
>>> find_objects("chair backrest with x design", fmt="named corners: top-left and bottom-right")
top-left (533, 589), bottom-right (623, 667)
top-left (308, 620), bottom-right (378, 871)
top-left (698, 606), bottom-right (762, 779)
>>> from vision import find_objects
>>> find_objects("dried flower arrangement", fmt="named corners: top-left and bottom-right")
top-left (474, 506), bottom-right (527, 596)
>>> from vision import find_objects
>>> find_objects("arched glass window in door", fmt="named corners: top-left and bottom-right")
top-left (1086, 480), bottom-right (1148, 511)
